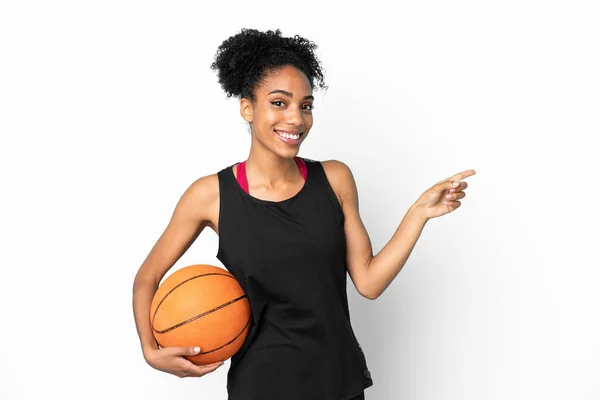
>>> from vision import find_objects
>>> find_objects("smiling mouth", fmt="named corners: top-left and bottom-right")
top-left (275, 130), bottom-right (302, 140)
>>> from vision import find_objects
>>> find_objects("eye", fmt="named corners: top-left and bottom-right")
top-left (270, 100), bottom-right (314, 111)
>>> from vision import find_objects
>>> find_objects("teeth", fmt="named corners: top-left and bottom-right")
top-left (276, 131), bottom-right (300, 140)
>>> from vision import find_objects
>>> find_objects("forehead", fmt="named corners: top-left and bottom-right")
top-left (258, 65), bottom-right (312, 96)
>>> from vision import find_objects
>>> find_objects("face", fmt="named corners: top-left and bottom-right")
top-left (240, 65), bottom-right (314, 158)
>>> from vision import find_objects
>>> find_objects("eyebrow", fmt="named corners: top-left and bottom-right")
top-left (268, 89), bottom-right (314, 101)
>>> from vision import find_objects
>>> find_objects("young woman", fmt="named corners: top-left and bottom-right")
top-left (132, 28), bottom-right (475, 400)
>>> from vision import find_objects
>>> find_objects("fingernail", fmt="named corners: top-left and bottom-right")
top-left (194, 347), bottom-right (200, 353)
top-left (453, 181), bottom-right (459, 186)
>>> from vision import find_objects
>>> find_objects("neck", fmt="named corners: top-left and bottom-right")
top-left (245, 141), bottom-right (300, 188)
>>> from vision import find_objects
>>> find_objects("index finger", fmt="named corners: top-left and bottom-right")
top-left (447, 169), bottom-right (476, 183)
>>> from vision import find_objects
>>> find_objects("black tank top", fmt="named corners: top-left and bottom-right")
top-left (216, 157), bottom-right (374, 400)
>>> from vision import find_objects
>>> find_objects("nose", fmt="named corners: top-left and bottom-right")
top-left (285, 105), bottom-right (304, 127)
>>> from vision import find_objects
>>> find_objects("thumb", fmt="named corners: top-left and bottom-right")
top-left (173, 346), bottom-right (201, 356)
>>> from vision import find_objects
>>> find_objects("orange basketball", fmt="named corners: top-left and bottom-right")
top-left (150, 264), bottom-right (251, 365)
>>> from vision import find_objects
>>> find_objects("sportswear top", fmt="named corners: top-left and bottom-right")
top-left (216, 156), bottom-right (374, 400)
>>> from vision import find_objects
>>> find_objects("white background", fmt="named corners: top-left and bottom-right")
top-left (1, 0), bottom-right (599, 399)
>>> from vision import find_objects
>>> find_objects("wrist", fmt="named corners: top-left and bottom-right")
top-left (142, 342), bottom-right (159, 360)
top-left (409, 203), bottom-right (430, 223)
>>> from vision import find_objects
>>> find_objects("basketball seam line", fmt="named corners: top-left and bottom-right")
top-left (151, 272), bottom-right (239, 328)
top-left (152, 294), bottom-right (247, 334)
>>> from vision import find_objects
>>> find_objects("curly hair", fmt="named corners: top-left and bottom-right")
top-left (210, 28), bottom-right (328, 104)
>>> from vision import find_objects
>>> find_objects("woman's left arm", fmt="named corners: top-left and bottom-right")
top-left (323, 160), bottom-right (475, 300)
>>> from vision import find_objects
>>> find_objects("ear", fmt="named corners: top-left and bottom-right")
top-left (240, 98), bottom-right (254, 123)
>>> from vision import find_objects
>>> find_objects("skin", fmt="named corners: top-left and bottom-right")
top-left (132, 64), bottom-right (475, 378)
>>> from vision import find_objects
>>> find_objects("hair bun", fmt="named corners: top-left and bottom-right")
top-left (210, 28), bottom-right (327, 101)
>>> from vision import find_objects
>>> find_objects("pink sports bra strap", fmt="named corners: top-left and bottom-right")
top-left (237, 157), bottom-right (307, 194)
top-left (295, 157), bottom-right (308, 181)
top-left (237, 159), bottom-right (249, 194)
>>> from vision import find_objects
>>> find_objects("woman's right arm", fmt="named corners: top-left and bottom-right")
top-left (132, 174), bottom-right (223, 378)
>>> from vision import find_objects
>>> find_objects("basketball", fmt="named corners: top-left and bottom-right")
top-left (150, 264), bottom-right (251, 365)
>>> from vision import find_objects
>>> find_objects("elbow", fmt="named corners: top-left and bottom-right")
top-left (133, 269), bottom-right (159, 291)
top-left (359, 287), bottom-right (380, 300)
top-left (359, 259), bottom-right (379, 300)
top-left (365, 292), bottom-right (380, 300)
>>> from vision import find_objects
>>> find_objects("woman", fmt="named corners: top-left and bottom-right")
top-left (132, 28), bottom-right (475, 400)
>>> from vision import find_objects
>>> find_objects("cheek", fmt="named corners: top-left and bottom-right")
top-left (256, 109), bottom-right (279, 126)
top-left (304, 117), bottom-right (314, 131)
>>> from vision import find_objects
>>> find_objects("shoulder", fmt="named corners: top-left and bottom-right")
top-left (319, 159), bottom-right (357, 208)
top-left (320, 159), bottom-right (351, 173)
top-left (320, 159), bottom-right (352, 179)
top-left (188, 172), bottom-right (220, 200)
top-left (180, 171), bottom-right (221, 232)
